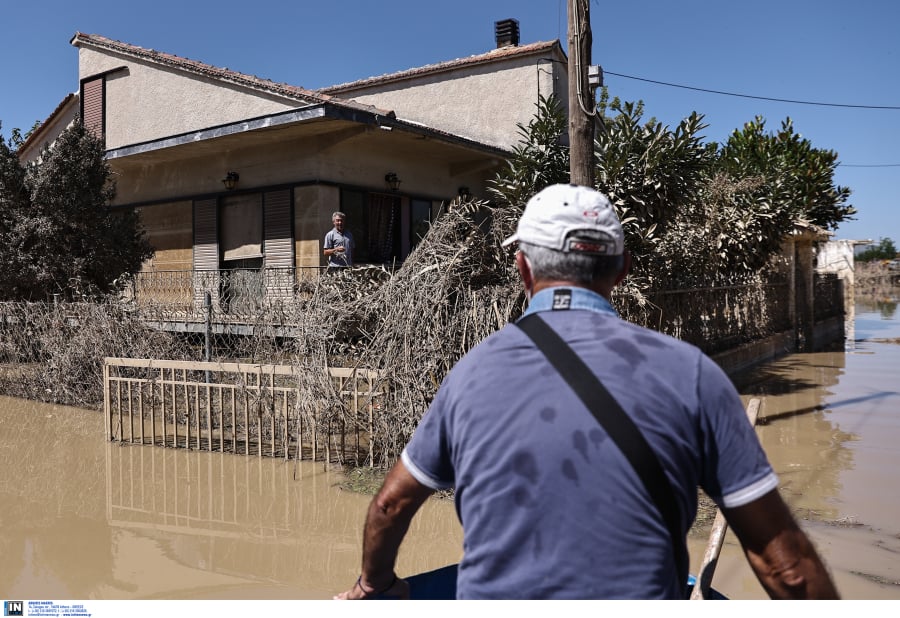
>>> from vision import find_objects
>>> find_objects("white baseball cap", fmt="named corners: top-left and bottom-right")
top-left (501, 184), bottom-right (624, 255)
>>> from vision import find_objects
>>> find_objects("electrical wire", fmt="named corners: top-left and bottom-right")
top-left (838, 163), bottom-right (900, 168)
top-left (571, 0), bottom-right (597, 117)
top-left (605, 70), bottom-right (900, 110)
top-left (605, 69), bottom-right (900, 167)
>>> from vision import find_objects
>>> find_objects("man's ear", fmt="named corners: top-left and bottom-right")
top-left (515, 250), bottom-right (534, 293)
top-left (613, 250), bottom-right (631, 287)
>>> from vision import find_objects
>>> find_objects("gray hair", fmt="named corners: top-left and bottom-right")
top-left (332, 211), bottom-right (346, 221)
top-left (518, 240), bottom-right (624, 287)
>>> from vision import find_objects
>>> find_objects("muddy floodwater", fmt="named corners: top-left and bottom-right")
top-left (708, 289), bottom-right (900, 600)
top-left (1, 288), bottom-right (899, 600)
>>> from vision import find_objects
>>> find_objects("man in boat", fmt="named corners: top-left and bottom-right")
top-left (336, 184), bottom-right (839, 600)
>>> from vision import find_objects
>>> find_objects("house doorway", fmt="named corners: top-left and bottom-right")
top-left (340, 189), bottom-right (433, 266)
top-left (220, 193), bottom-right (264, 313)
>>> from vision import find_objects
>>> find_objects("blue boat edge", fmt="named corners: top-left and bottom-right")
top-left (404, 565), bottom-right (728, 600)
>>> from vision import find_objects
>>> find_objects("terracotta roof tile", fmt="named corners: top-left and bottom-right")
top-left (320, 40), bottom-right (563, 93)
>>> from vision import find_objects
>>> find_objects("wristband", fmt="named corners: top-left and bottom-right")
top-left (356, 574), bottom-right (398, 597)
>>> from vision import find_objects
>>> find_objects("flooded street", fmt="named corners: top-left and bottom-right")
top-left (1, 286), bottom-right (898, 600)
top-left (703, 288), bottom-right (900, 599)
top-left (0, 399), bottom-right (462, 600)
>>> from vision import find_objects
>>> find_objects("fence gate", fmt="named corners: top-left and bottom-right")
top-left (103, 358), bottom-right (381, 465)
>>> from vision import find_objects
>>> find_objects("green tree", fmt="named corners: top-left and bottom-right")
top-left (857, 237), bottom-right (897, 262)
top-left (488, 99), bottom-right (857, 291)
top-left (594, 98), bottom-right (714, 284)
top-left (0, 130), bottom-right (31, 297)
top-left (487, 94), bottom-right (570, 208)
top-left (0, 120), bottom-right (153, 300)
top-left (715, 117), bottom-right (855, 231)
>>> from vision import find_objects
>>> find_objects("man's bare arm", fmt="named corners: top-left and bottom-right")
top-left (335, 460), bottom-right (434, 599)
top-left (723, 489), bottom-right (839, 599)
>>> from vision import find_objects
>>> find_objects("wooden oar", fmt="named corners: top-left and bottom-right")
top-left (690, 397), bottom-right (762, 600)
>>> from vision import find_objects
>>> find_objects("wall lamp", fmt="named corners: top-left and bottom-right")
top-left (458, 186), bottom-right (471, 201)
top-left (384, 172), bottom-right (401, 192)
top-left (222, 171), bottom-right (240, 191)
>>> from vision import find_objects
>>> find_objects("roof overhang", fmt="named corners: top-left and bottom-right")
top-left (104, 102), bottom-right (511, 161)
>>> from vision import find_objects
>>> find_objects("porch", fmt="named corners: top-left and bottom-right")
top-left (127, 266), bottom-right (388, 335)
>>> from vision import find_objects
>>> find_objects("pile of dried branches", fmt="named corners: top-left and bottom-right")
top-left (349, 202), bottom-right (525, 461)
top-left (0, 301), bottom-right (188, 404)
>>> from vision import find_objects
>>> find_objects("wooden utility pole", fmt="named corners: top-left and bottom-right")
top-left (568, 0), bottom-right (595, 186)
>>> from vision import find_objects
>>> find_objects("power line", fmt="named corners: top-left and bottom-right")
top-left (605, 70), bottom-right (900, 110)
top-left (839, 163), bottom-right (900, 168)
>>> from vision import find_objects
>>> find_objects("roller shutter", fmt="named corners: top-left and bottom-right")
top-left (264, 189), bottom-right (293, 268)
top-left (192, 199), bottom-right (219, 270)
top-left (81, 78), bottom-right (104, 142)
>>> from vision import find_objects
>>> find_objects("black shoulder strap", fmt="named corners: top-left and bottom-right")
top-left (516, 313), bottom-right (688, 587)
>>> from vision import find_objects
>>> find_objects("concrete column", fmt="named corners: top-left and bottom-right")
top-left (796, 238), bottom-right (815, 351)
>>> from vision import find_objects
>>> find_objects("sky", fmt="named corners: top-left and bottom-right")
top-left (1, 0), bottom-right (897, 245)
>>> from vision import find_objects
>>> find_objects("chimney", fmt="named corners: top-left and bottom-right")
top-left (495, 18), bottom-right (520, 48)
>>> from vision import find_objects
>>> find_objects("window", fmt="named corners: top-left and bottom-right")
top-left (80, 77), bottom-right (105, 144)
top-left (193, 190), bottom-right (293, 270)
top-left (220, 193), bottom-right (263, 264)
top-left (79, 66), bottom-right (126, 147)
top-left (340, 188), bottom-right (403, 265)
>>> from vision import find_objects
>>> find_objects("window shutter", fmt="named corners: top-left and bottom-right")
top-left (81, 78), bottom-right (104, 142)
top-left (221, 193), bottom-right (263, 261)
top-left (193, 199), bottom-right (219, 270)
top-left (264, 189), bottom-right (294, 269)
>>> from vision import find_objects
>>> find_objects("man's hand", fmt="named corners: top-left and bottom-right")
top-left (333, 461), bottom-right (434, 601)
top-left (724, 489), bottom-right (839, 599)
top-left (334, 576), bottom-right (410, 600)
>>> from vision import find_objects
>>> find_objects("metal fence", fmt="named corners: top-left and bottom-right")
top-left (615, 281), bottom-right (793, 356)
top-left (104, 358), bottom-right (383, 465)
top-left (127, 269), bottom-right (825, 358)
top-left (129, 267), bottom-right (328, 321)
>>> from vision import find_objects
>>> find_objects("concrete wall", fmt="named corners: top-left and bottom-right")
top-left (136, 200), bottom-right (193, 271)
top-left (329, 51), bottom-right (567, 150)
top-left (294, 185), bottom-right (336, 268)
top-left (18, 96), bottom-right (79, 165)
top-left (78, 47), bottom-right (299, 150)
top-left (817, 240), bottom-right (857, 284)
top-left (110, 123), bottom-right (494, 208)
top-left (817, 239), bottom-right (862, 345)
top-left (713, 315), bottom-right (844, 377)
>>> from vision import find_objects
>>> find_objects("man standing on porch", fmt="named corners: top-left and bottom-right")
top-left (324, 211), bottom-right (354, 268)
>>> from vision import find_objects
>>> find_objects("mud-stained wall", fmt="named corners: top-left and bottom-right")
top-left (136, 200), bottom-right (193, 271)
top-left (294, 185), bottom-right (339, 268)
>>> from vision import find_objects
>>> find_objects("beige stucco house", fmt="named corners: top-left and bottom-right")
top-left (20, 20), bottom-right (568, 316)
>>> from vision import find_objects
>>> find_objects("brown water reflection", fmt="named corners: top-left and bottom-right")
top-left (2, 288), bottom-right (898, 601)
top-left (705, 289), bottom-right (900, 600)
top-left (0, 397), bottom-right (462, 600)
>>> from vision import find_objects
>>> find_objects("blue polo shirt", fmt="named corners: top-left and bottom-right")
top-left (401, 286), bottom-right (777, 599)
top-left (324, 228), bottom-right (354, 266)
